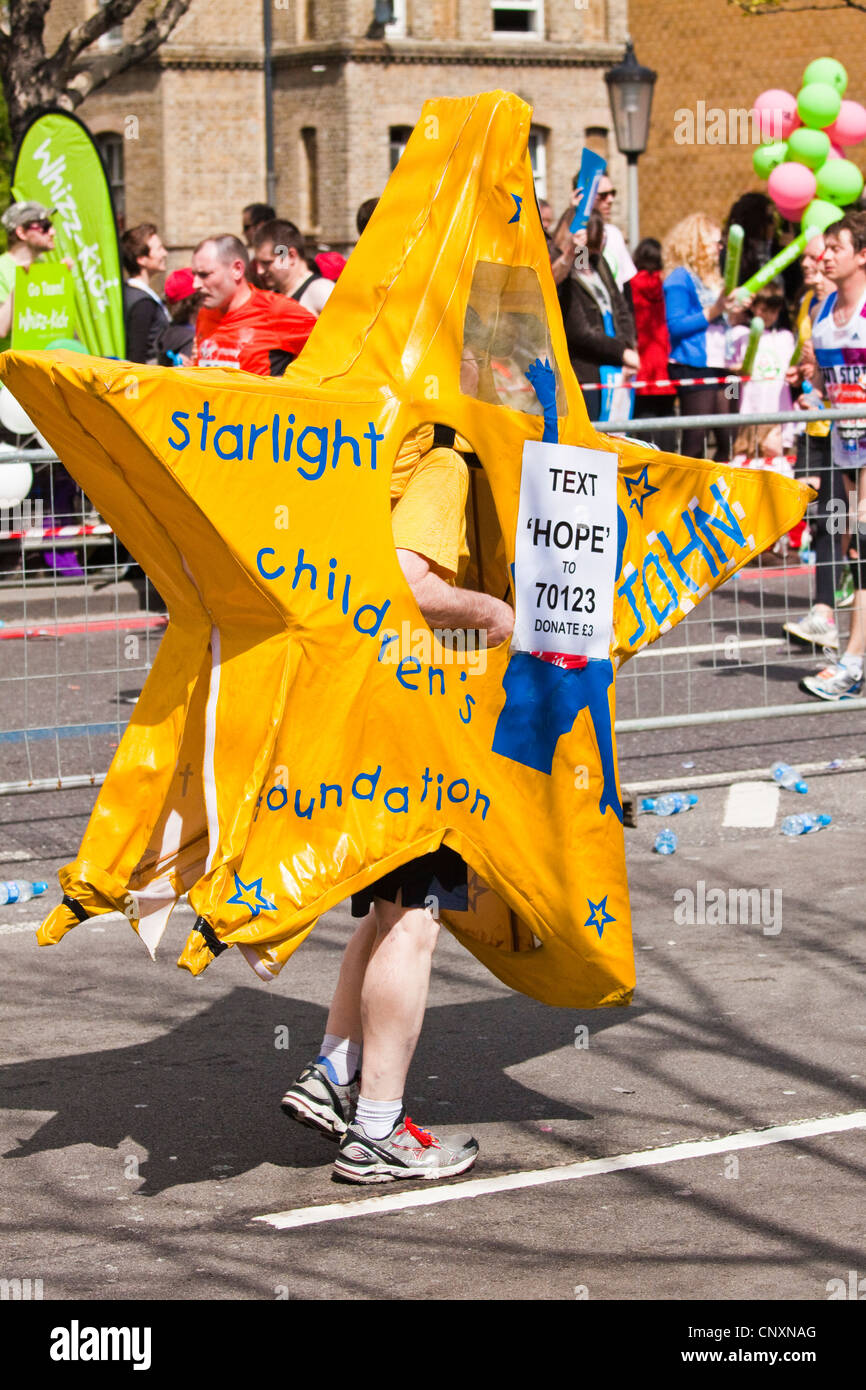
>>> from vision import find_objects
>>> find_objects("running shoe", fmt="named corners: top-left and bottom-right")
top-left (281, 1061), bottom-right (360, 1142)
top-left (783, 606), bottom-right (839, 649)
top-left (800, 662), bottom-right (864, 701)
top-left (334, 1112), bottom-right (479, 1184)
top-left (836, 568), bottom-right (855, 609)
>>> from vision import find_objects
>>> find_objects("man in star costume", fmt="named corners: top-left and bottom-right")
top-left (283, 416), bottom-right (513, 1181)
top-left (0, 92), bottom-right (811, 1187)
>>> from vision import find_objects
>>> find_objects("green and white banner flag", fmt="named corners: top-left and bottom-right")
top-left (13, 263), bottom-right (76, 351)
top-left (12, 111), bottom-right (125, 358)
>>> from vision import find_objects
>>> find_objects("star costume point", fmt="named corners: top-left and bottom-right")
top-left (2, 92), bottom-right (811, 1009)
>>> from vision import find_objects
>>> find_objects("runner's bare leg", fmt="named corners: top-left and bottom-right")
top-left (324, 913), bottom-right (377, 1043)
top-left (359, 899), bottom-right (439, 1101)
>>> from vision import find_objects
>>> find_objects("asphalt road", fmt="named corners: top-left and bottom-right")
top-left (0, 770), bottom-right (863, 1304)
top-left (1, 562), bottom-right (864, 1307)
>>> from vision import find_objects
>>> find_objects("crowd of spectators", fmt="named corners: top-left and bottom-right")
top-left (546, 179), bottom-right (864, 704)
top-left (112, 178), bottom-right (864, 704)
top-left (120, 201), bottom-right (344, 378)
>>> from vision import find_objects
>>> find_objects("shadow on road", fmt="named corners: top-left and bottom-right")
top-left (1, 987), bottom-right (644, 1194)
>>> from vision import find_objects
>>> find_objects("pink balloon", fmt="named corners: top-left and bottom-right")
top-left (753, 88), bottom-right (799, 141)
top-left (828, 143), bottom-right (846, 159)
top-left (773, 197), bottom-right (810, 222)
top-left (769, 161), bottom-right (817, 211)
top-left (827, 100), bottom-right (866, 147)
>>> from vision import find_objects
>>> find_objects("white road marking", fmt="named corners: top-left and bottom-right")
top-left (636, 636), bottom-right (780, 659)
top-left (0, 850), bottom-right (35, 862)
top-left (723, 781), bottom-right (780, 828)
top-left (253, 1110), bottom-right (866, 1230)
top-left (0, 922), bottom-right (39, 935)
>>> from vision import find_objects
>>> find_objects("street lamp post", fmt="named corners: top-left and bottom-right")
top-left (263, 0), bottom-right (276, 209)
top-left (604, 37), bottom-right (657, 252)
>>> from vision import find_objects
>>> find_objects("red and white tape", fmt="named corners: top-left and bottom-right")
top-left (581, 372), bottom-right (764, 392)
top-left (0, 521), bottom-right (113, 543)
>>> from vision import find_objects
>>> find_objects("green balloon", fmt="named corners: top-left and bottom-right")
top-left (801, 198), bottom-right (844, 234)
top-left (802, 58), bottom-right (848, 97)
top-left (816, 158), bottom-right (865, 206)
top-left (45, 337), bottom-right (88, 354)
top-left (753, 141), bottom-right (788, 179)
top-left (787, 127), bottom-right (830, 170)
top-left (797, 82), bottom-right (842, 130)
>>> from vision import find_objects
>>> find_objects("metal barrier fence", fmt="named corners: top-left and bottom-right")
top-left (605, 404), bottom-right (866, 740)
top-left (1, 405), bottom-right (864, 796)
top-left (1, 445), bottom-right (164, 795)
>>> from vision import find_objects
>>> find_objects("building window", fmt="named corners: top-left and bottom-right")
top-left (584, 126), bottom-right (610, 163)
top-left (97, 0), bottom-right (124, 49)
top-left (492, 1), bottom-right (543, 37)
top-left (385, 0), bottom-right (407, 37)
top-left (301, 127), bottom-right (319, 230)
top-left (389, 125), bottom-right (413, 173)
top-left (528, 126), bottom-right (547, 200)
top-left (95, 131), bottom-right (125, 227)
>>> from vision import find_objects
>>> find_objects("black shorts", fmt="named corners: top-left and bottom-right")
top-left (351, 845), bottom-right (468, 917)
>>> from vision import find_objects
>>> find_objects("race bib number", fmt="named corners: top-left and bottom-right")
top-left (513, 441), bottom-right (618, 661)
top-left (829, 381), bottom-right (866, 467)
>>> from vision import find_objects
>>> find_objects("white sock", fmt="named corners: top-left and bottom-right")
top-left (841, 654), bottom-right (863, 679)
top-left (355, 1094), bottom-right (403, 1139)
top-left (316, 1033), bottom-right (361, 1087)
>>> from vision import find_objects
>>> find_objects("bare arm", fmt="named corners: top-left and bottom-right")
top-left (0, 289), bottom-right (13, 340)
top-left (551, 240), bottom-right (578, 287)
top-left (396, 548), bottom-right (514, 647)
top-left (550, 227), bottom-right (587, 287)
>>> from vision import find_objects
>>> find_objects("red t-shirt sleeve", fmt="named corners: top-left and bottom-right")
top-left (273, 294), bottom-right (317, 356)
top-left (191, 290), bottom-right (317, 375)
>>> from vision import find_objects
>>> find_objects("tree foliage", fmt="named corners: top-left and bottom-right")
top-left (0, 84), bottom-right (10, 250)
top-left (0, 0), bottom-right (194, 143)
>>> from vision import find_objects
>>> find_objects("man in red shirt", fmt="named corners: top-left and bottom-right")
top-left (191, 234), bottom-right (316, 376)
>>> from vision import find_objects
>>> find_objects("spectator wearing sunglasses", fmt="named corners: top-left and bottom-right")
top-left (593, 176), bottom-right (636, 291)
top-left (0, 202), bottom-right (58, 353)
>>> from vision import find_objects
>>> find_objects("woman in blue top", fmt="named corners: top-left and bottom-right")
top-left (662, 213), bottom-right (751, 459)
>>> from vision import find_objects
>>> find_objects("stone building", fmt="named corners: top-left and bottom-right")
top-left (630, 0), bottom-right (866, 241)
top-left (43, 0), bottom-right (631, 268)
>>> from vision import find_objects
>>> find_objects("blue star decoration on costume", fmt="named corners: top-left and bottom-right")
top-left (227, 873), bottom-right (275, 918)
top-left (509, 193), bottom-right (522, 223)
top-left (466, 871), bottom-right (490, 913)
top-left (623, 465), bottom-right (660, 519)
top-left (585, 895), bottom-right (616, 938)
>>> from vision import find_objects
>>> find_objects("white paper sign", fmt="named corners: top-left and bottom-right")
top-left (513, 441), bottom-right (618, 661)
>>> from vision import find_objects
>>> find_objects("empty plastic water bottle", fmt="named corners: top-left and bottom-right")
top-left (0, 879), bottom-right (48, 905)
top-left (771, 761), bottom-right (808, 794)
top-left (641, 793), bottom-right (699, 816)
top-left (653, 829), bottom-right (678, 855)
top-left (780, 813), bottom-right (831, 837)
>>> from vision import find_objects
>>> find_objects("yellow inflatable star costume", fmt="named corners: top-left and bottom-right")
top-left (0, 93), bottom-right (810, 1009)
